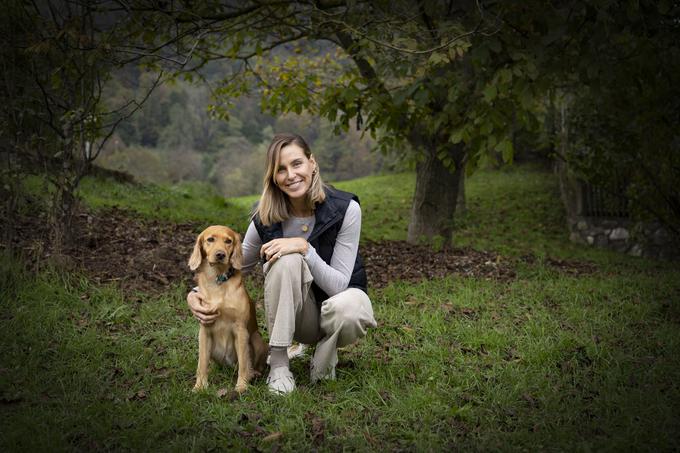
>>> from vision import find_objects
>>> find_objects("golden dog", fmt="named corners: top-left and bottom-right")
top-left (188, 225), bottom-right (267, 393)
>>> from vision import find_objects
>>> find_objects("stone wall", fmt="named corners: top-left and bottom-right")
top-left (556, 160), bottom-right (678, 260)
top-left (567, 217), bottom-right (676, 259)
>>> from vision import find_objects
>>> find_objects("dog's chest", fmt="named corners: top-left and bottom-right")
top-left (205, 291), bottom-right (249, 322)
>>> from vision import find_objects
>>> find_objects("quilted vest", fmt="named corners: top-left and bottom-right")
top-left (253, 186), bottom-right (368, 303)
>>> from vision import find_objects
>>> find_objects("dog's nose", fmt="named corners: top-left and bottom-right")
top-left (216, 251), bottom-right (226, 261)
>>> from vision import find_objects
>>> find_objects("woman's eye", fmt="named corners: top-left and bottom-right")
top-left (206, 237), bottom-right (215, 242)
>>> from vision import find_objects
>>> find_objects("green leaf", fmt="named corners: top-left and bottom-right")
top-left (483, 84), bottom-right (497, 103)
top-left (450, 129), bottom-right (464, 144)
top-left (428, 52), bottom-right (449, 66)
top-left (498, 139), bottom-right (514, 163)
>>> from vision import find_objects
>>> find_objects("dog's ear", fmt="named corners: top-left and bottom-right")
top-left (188, 232), bottom-right (204, 271)
top-left (230, 233), bottom-right (243, 270)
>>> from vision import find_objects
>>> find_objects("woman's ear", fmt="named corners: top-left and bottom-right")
top-left (230, 233), bottom-right (243, 270)
top-left (188, 233), bottom-right (204, 271)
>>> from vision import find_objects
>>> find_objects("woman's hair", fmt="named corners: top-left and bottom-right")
top-left (255, 133), bottom-right (326, 225)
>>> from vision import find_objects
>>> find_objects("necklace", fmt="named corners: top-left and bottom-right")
top-left (292, 207), bottom-right (314, 233)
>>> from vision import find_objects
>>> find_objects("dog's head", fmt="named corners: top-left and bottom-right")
top-left (188, 225), bottom-right (243, 272)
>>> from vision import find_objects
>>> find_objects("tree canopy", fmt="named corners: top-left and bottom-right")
top-left (2, 0), bottom-right (679, 249)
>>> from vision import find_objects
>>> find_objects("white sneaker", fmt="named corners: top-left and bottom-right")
top-left (267, 367), bottom-right (295, 395)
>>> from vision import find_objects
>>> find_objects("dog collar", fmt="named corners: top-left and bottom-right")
top-left (215, 268), bottom-right (235, 285)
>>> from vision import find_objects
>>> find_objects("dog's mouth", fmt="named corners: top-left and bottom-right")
top-left (208, 253), bottom-right (228, 266)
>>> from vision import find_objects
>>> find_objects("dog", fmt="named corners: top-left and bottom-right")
top-left (188, 225), bottom-right (267, 393)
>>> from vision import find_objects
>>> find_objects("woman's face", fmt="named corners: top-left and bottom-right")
top-left (274, 144), bottom-right (316, 202)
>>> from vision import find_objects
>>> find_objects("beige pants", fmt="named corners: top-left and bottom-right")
top-left (263, 253), bottom-right (377, 380)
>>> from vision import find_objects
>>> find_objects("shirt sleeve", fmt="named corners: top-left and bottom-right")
top-left (304, 200), bottom-right (361, 297)
top-left (241, 221), bottom-right (262, 273)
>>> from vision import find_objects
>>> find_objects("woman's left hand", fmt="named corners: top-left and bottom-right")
top-left (261, 238), bottom-right (309, 263)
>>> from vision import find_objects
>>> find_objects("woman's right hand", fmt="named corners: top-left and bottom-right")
top-left (187, 290), bottom-right (219, 325)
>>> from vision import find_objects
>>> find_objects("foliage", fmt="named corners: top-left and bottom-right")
top-left (557, 0), bottom-right (680, 237)
top-left (0, 0), bottom-right (163, 251)
top-left (98, 65), bottom-right (395, 197)
top-left (114, 0), bottom-right (679, 244)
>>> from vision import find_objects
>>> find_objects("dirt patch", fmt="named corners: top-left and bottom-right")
top-left (6, 207), bottom-right (199, 295)
top-left (362, 240), bottom-right (516, 287)
top-left (3, 207), bottom-right (596, 296)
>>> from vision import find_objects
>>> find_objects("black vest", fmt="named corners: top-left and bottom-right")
top-left (253, 187), bottom-right (368, 303)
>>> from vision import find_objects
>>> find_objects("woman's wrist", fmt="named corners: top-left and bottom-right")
top-left (300, 239), bottom-right (309, 255)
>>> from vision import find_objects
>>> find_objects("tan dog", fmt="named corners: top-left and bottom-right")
top-left (188, 225), bottom-right (267, 393)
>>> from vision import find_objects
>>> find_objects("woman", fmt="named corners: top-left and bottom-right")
top-left (187, 132), bottom-right (377, 394)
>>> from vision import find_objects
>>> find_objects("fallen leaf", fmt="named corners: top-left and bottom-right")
top-left (262, 432), bottom-right (283, 443)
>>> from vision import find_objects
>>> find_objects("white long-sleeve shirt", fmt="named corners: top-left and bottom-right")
top-left (241, 200), bottom-right (362, 298)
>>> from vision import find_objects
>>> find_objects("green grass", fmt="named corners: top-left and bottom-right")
top-left (77, 178), bottom-right (258, 232)
top-left (2, 165), bottom-right (680, 451)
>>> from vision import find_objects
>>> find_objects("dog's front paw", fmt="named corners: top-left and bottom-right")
top-left (234, 381), bottom-right (248, 394)
top-left (193, 378), bottom-right (209, 392)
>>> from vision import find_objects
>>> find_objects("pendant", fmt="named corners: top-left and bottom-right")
top-left (301, 224), bottom-right (309, 233)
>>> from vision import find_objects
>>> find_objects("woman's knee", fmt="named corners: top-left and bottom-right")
top-left (321, 289), bottom-right (376, 341)
top-left (265, 253), bottom-right (305, 283)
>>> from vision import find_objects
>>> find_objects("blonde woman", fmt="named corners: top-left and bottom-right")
top-left (187, 132), bottom-right (377, 394)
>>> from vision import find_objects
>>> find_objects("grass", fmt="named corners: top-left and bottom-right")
top-left (2, 164), bottom-right (680, 451)
top-left (77, 178), bottom-right (257, 232)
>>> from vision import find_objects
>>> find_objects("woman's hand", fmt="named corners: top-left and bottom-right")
top-left (187, 290), bottom-right (219, 325)
top-left (260, 237), bottom-right (309, 263)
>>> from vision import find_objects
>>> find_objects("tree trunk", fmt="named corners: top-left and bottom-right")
top-left (407, 143), bottom-right (466, 247)
top-left (50, 177), bottom-right (78, 255)
top-left (456, 161), bottom-right (466, 216)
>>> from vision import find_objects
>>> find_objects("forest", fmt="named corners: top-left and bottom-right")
top-left (100, 61), bottom-right (396, 198)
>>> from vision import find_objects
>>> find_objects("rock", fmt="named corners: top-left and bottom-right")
top-left (652, 227), bottom-right (670, 245)
top-left (569, 232), bottom-right (583, 243)
top-left (587, 235), bottom-right (595, 245)
top-left (595, 235), bottom-right (609, 247)
top-left (628, 244), bottom-right (643, 257)
top-left (577, 220), bottom-right (588, 231)
top-left (609, 227), bottom-right (629, 241)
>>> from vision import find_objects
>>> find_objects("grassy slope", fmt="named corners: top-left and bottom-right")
top-left (2, 165), bottom-right (679, 451)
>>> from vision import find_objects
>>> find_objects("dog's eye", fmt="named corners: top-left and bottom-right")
top-left (206, 237), bottom-right (215, 243)
top-left (225, 238), bottom-right (232, 244)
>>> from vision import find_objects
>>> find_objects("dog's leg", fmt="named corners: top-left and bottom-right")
top-left (234, 324), bottom-right (254, 393)
top-left (250, 330), bottom-right (268, 376)
top-left (193, 326), bottom-right (212, 391)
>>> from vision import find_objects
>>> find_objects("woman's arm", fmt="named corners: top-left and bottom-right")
top-left (304, 200), bottom-right (361, 297)
top-left (241, 221), bottom-right (262, 273)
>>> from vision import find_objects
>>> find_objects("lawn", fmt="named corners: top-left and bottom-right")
top-left (1, 165), bottom-right (679, 451)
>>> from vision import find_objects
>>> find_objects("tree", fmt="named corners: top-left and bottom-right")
top-left (0, 0), bottom-right (166, 252)
top-left (125, 0), bottom-right (541, 246)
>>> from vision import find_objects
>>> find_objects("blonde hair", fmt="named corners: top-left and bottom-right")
top-left (256, 133), bottom-right (326, 226)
